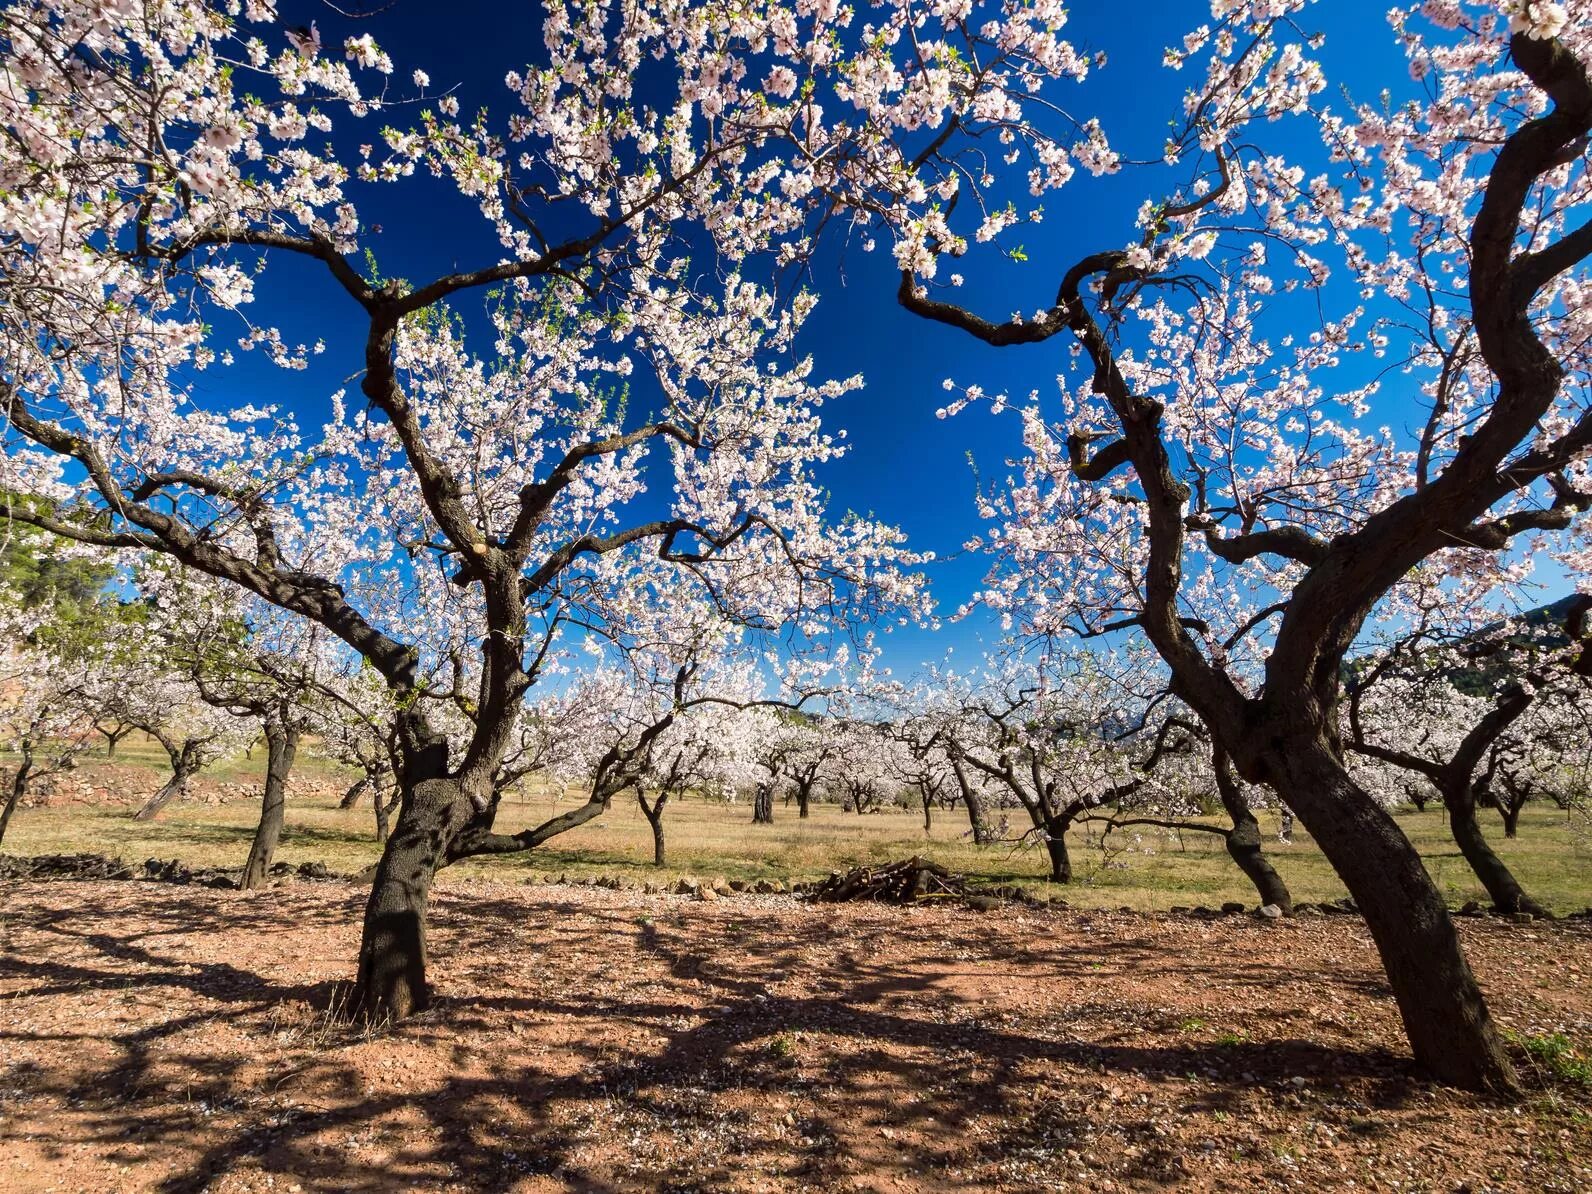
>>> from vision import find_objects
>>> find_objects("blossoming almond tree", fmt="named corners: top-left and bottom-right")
top-left (0, 1), bottom-right (922, 1020)
top-left (770, 0), bottom-right (1592, 1089)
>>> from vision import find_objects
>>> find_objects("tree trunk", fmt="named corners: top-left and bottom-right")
top-left (374, 784), bottom-right (399, 844)
top-left (796, 779), bottom-right (812, 819)
top-left (0, 756), bottom-right (32, 849)
top-left (350, 776), bottom-right (462, 1023)
top-left (240, 721), bottom-right (298, 891)
top-left (752, 782), bottom-right (774, 825)
top-left (339, 777), bottom-right (370, 809)
top-left (1270, 735), bottom-right (1517, 1094)
top-left (638, 790), bottom-right (668, 866)
top-left (1446, 785), bottom-right (1544, 916)
top-left (951, 758), bottom-right (994, 844)
top-left (99, 725), bottom-right (131, 759)
top-left (1043, 818), bottom-right (1071, 883)
top-left (920, 784), bottom-right (933, 834)
top-left (134, 767), bottom-right (192, 821)
top-left (1214, 749), bottom-right (1292, 912)
top-left (1499, 799), bottom-right (1523, 839)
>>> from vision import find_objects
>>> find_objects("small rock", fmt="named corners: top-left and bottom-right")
top-left (965, 895), bottom-right (1000, 912)
top-left (696, 885), bottom-right (719, 903)
top-left (1221, 901), bottom-right (1246, 914)
top-left (1507, 912), bottom-right (1534, 924)
top-left (1256, 904), bottom-right (1284, 920)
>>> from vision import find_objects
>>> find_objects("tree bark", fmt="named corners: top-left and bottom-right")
top-left (1270, 735), bottom-right (1517, 1094)
top-left (1446, 785), bottom-right (1544, 916)
top-left (752, 782), bottom-right (774, 825)
top-left (952, 758), bottom-right (995, 844)
top-left (240, 720), bottom-right (298, 891)
top-left (1214, 749), bottom-right (1292, 912)
top-left (374, 784), bottom-right (399, 844)
top-left (1043, 817), bottom-right (1071, 883)
top-left (339, 777), bottom-right (370, 809)
top-left (349, 775), bottom-right (463, 1023)
top-left (0, 753), bottom-right (32, 849)
top-left (638, 789), bottom-right (669, 866)
top-left (134, 767), bottom-right (193, 821)
top-left (919, 782), bottom-right (933, 834)
top-left (796, 778), bottom-right (812, 819)
top-left (98, 724), bottom-right (132, 759)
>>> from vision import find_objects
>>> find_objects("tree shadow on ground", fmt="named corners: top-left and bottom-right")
top-left (0, 883), bottom-right (1551, 1193)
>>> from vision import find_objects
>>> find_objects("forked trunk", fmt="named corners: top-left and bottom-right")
top-left (752, 782), bottom-right (774, 825)
top-left (1498, 799), bottom-right (1523, 839)
top-left (1270, 735), bottom-right (1517, 1094)
top-left (240, 721), bottom-right (299, 891)
top-left (638, 790), bottom-right (668, 866)
top-left (1446, 785), bottom-right (1544, 916)
top-left (350, 776), bottom-right (464, 1023)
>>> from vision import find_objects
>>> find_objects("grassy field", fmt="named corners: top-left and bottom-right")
top-left (5, 743), bottom-right (1591, 912)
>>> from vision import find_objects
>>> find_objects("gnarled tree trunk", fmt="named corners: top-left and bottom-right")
top-left (752, 781), bottom-right (774, 825)
top-left (350, 773), bottom-right (462, 1023)
top-left (1269, 733), bottom-right (1516, 1094)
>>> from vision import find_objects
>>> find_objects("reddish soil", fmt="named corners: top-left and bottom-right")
top-left (1, 878), bottom-right (1588, 1192)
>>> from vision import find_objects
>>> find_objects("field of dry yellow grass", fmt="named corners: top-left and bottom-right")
top-left (6, 737), bottom-right (1591, 913)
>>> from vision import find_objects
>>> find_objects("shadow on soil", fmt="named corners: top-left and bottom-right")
top-left (0, 888), bottom-right (1461, 1192)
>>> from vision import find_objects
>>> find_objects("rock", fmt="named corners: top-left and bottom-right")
top-left (1459, 900), bottom-right (1484, 916)
top-left (672, 879), bottom-right (698, 896)
top-left (1221, 901), bottom-right (1246, 914)
top-left (965, 895), bottom-right (1001, 912)
top-left (712, 879), bottom-right (733, 896)
top-left (1507, 912), bottom-right (1535, 924)
top-left (1169, 905), bottom-right (1192, 915)
top-left (1256, 904), bottom-right (1285, 920)
top-left (729, 880), bottom-right (749, 892)
top-left (696, 884), bottom-right (719, 902)
top-left (1294, 905), bottom-right (1324, 918)
top-left (296, 861), bottom-right (331, 880)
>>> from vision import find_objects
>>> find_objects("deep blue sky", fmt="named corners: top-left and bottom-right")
top-left (232, 1), bottom-right (1424, 673)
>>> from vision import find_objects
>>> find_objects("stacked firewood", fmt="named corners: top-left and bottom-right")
top-left (807, 856), bottom-right (973, 904)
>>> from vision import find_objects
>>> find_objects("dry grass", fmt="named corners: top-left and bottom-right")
top-left (6, 743), bottom-right (1592, 912)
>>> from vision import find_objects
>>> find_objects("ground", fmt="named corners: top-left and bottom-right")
top-left (7, 745), bottom-right (1592, 913)
top-left (1, 877), bottom-right (1589, 1193)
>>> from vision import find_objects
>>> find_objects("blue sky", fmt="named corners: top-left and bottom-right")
top-left (231, 1), bottom-right (1441, 674)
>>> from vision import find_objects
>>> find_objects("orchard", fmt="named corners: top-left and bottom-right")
top-left (1, 0), bottom-right (1590, 1188)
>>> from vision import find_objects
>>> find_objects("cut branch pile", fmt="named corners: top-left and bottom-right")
top-left (806, 856), bottom-right (973, 904)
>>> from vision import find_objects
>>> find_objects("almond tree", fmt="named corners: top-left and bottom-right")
top-left (0, 1), bottom-right (922, 1021)
top-left (779, 0), bottom-right (1591, 1091)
